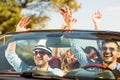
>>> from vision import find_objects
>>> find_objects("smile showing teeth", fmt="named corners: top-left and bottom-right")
top-left (104, 54), bottom-right (112, 59)
top-left (104, 55), bottom-right (111, 58)
top-left (105, 55), bottom-right (111, 57)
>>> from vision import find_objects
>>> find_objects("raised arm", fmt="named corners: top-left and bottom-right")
top-left (5, 16), bottom-right (31, 72)
top-left (60, 6), bottom-right (88, 66)
top-left (92, 11), bottom-right (103, 52)
top-left (6, 16), bottom-right (31, 51)
top-left (92, 10), bottom-right (102, 30)
top-left (60, 6), bottom-right (77, 30)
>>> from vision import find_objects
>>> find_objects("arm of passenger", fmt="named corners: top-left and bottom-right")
top-left (5, 42), bottom-right (30, 72)
top-left (96, 40), bottom-right (102, 51)
top-left (71, 39), bottom-right (88, 66)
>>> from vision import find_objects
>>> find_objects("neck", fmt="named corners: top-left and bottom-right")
top-left (36, 63), bottom-right (49, 71)
top-left (103, 60), bottom-right (116, 69)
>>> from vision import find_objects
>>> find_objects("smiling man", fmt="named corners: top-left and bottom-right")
top-left (101, 41), bottom-right (120, 70)
top-left (5, 17), bottom-right (64, 77)
top-left (5, 42), bottom-right (64, 76)
top-left (32, 45), bottom-right (52, 71)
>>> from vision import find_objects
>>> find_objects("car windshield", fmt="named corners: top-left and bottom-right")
top-left (0, 30), bottom-right (120, 80)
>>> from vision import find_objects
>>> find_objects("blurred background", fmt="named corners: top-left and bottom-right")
top-left (0, 0), bottom-right (120, 34)
top-left (0, 0), bottom-right (80, 34)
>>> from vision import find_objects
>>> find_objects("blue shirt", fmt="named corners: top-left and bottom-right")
top-left (5, 50), bottom-right (64, 77)
top-left (71, 39), bottom-right (101, 66)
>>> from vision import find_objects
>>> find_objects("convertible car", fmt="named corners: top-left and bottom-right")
top-left (0, 29), bottom-right (120, 80)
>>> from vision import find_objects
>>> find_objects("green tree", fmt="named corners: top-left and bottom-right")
top-left (0, 1), bottom-right (21, 34)
top-left (51, 0), bottom-right (80, 10)
top-left (0, 0), bottom-right (81, 34)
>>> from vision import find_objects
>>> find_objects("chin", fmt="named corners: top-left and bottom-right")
top-left (104, 60), bottom-right (113, 64)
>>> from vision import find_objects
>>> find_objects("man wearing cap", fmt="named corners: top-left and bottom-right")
top-left (5, 17), bottom-right (64, 77)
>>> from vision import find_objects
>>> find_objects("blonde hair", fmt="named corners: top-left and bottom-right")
top-left (61, 48), bottom-right (72, 73)
top-left (61, 48), bottom-right (81, 73)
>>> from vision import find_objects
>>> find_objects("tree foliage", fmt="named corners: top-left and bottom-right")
top-left (0, 1), bottom-right (21, 34)
top-left (0, 0), bottom-right (81, 34)
top-left (31, 16), bottom-right (50, 29)
top-left (51, 0), bottom-right (80, 10)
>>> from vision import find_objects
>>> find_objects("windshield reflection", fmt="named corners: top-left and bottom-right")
top-left (0, 31), bottom-right (120, 79)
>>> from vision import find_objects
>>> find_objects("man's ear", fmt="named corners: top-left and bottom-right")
top-left (117, 52), bottom-right (120, 58)
top-left (48, 56), bottom-right (52, 61)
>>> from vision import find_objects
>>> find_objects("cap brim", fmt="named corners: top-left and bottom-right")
top-left (33, 45), bottom-right (52, 55)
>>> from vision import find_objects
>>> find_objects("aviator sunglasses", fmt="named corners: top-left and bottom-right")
top-left (102, 47), bottom-right (116, 52)
top-left (33, 49), bottom-right (50, 56)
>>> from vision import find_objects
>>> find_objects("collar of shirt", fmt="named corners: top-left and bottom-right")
top-left (111, 62), bottom-right (120, 71)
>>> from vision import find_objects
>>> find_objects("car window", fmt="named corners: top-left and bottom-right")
top-left (0, 38), bottom-right (101, 71)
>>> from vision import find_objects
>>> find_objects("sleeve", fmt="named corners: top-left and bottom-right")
top-left (71, 39), bottom-right (88, 66)
top-left (97, 40), bottom-right (102, 51)
top-left (5, 50), bottom-right (30, 72)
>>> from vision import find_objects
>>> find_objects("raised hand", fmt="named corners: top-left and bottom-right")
top-left (60, 6), bottom-right (77, 30)
top-left (92, 11), bottom-right (102, 30)
top-left (16, 16), bottom-right (31, 32)
top-left (6, 16), bottom-right (31, 51)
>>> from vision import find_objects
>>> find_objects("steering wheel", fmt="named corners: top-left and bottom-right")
top-left (82, 64), bottom-right (111, 70)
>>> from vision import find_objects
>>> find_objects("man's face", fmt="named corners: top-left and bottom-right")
top-left (101, 42), bottom-right (119, 64)
top-left (86, 49), bottom-right (98, 61)
top-left (33, 49), bottom-right (51, 67)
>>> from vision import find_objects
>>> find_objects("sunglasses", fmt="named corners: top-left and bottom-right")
top-left (102, 47), bottom-right (115, 52)
top-left (33, 50), bottom-right (50, 56)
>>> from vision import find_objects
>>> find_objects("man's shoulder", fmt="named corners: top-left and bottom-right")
top-left (112, 63), bottom-right (120, 77)
top-left (113, 62), bottom-right (120, 70)
top-left (116, 62), bottom-right (120, 66)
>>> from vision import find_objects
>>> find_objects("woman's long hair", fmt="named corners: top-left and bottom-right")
top-left (61, 48), bottom-right (81, 73)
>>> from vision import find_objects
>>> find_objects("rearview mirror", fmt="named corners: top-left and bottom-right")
top-left (46, 34), bottom-right (71, 47)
